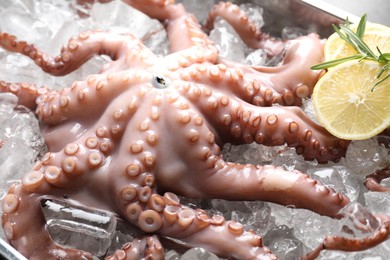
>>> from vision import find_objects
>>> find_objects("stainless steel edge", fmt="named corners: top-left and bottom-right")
top-left (0, 0), bottom-right (380, 259)
top-left (299, 0), bottom-right (360, 24)
top-left (0, 238), bottom-right (27, 260)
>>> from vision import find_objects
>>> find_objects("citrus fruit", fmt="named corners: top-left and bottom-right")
top-left (324, 22), bottom-right (390, 61)
top-left (312, 60), bottom-right (390, 140)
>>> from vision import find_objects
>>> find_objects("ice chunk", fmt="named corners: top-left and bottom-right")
top-left (269, 203), bottom-right (341, 250)
top-left (263, 225), bottom-right (306, 260)
top-left (0, 93), bottom-right (46, 197)
top-left (365, 192), bottom-right (390, 215)
top-left (337, 202), bottom-right (380, 239)
top-left (307, 166), bottom-right (360, 202)
top-left (272, 148), bottom-right (317, 172)
top-left (281, 27), bottom-right (308, 39)
top-left (307, 167), bottom-right (346, 194)
top-left (0, 54), bottom-right (42, 87)
top-left (245, 49), bottom-right (268, 66)
top-left (179, 247), bottom-right (219, 260)
top-left (45, 19), bottom-right (84, 57)
top-left (176, 0), bottom-right (217, 22)
top-left (341, 138), bottom-right (389, 177)
top-left (0, 0), bottom-right (34, 13)
top-left (0, 7), bottom-right (43, 43)
top-left (90, 1), bottom-right (164, 38)
top-left (210, 199), bottom-right (272, 235)
top-left (301, 98), bottom-right (319, 124)
top-left (223, 143), bottom-right (287, 165)
top-left (209, 18), bottom-right (248, 63)
top-left (34, 1), bottom-right (75, 41)
top-left (379, 177), bottom-right (390, 188)
top-left (239, 3), bottom-right (265, 29)
top-left (165, 250), bottom-right (180, 260)
top-left (40, 197), bottom-right (117, 257)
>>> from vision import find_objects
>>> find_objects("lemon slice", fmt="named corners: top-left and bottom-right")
top-left (312, 60), bottom-right (390, 140)
top-left (324, 22), bottom-right (390, 61)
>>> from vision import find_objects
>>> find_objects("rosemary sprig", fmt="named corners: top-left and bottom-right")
top-left (311, 14), bottom-right (390, 91)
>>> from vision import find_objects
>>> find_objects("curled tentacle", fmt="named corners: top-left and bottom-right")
top-left (0, 31), bottom-right (155, 76)
top-left (202, 2), bottom-right (325, 106)
top-left (205, 1), bottom-right (285, 56)
top-left (303, 214), bottom-right (390, 260)
top-left (365, 167), bottom-right (390, 192)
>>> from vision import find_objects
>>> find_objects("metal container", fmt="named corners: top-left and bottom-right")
top-left (0, 0), bottom-right (375, 259)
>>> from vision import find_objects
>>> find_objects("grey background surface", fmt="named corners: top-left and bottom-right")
top-left (325, 0), bottom-right (389, 25)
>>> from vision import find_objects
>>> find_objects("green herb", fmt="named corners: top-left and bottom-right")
top-left (311, 14), bottom-right (390, 91)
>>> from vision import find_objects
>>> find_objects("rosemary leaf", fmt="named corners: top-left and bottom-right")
top-left (311, 54), bottom-right (362, 70)
top-left (312, 15), bottom-right (389, 89)
top-left (356, 14), bottom-right (367, 39)
top-left (372, 73), bottom-right (390, 91)
top-left (377, 63), bottom-right (390, 78)
top-left (340, 25), bottom-right (377, 58)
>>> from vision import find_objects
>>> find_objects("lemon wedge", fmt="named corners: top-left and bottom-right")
top-left (312, 60), bottom-right (390, 140)
top-left (324, 22), bottom-right (390, 61)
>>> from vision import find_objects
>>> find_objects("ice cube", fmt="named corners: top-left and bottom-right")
top-left (239, 3), bottom-right (265, 29)
top-left (179, 247), bottom-right (219, 260)
top-left (222, 143), bottom-right (287, 165)
top-left (337, 202), bottom-right (380, 239)
top-left (263, 225), bottom-right (306, 260)
top-left (0, 7), bottom-right (43, 44)
top-left (272, 148), bottom-right (317, 172)
top-left (281, 27), bottom-right (308, 39)
top-left (0, 93), bottom-right (46, 199)
top-left (301, 98), bottom-right (319, 124)
top-left (341, 138), bottom-right (389, 177)
top-left (165, 250), bottom-right (180, 260)
top-left (40, 196), bottom-right (117, 257)
top-left (176, 0), bottom-right (217, 22)
top-left (34, 1), bottom-right (74, 39)
top-left (268, 203), bottom-right (341, 250)
top-left (307, 166), bottom-right (361, 202)
top-left (0, 0), bottom-right (34, 13)
top-left (245, 49), bottom-right (268, 66)
top-left (209, 18), bottom-right (248, 63)
top-left (364, 192), bottom-right (390, 215)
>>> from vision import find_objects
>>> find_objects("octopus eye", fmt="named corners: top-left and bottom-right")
top-left (153, 75), bottom-right (169, 89)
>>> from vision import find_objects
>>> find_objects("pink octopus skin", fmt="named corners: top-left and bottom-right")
top-left (3, 0), bottom-right (385, 259)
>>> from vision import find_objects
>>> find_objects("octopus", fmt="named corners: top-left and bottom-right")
top-left (0, 0), bottom-right (390, 259)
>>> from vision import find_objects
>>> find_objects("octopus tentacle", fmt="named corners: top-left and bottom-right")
top-left (197, 160), bottom-right (349, 218)
top-left (365, 167), bottom-right (390, 192)
top-left (177, 82), bottom-right (348, 162)
top-left (161, 14), bottom-right (218, 69)
top-left (1, 184), bottom-right (93, 259)
top-left (202, 2), bottom-right (324, 106)
top-left (303, 215), bottom-right (390, 260)
top-left (245, 34), bottom-right (325, 105)
top-left (0, 81), bottom-right (48, 109)
top-left (177, 37), bottom-right (322, 108)
top-left (0, 31), bottom-right (155, 76)
top-left (118, 188), bottom-right (277, 259)
top-left (205, 2), bottom-right (285, 56)
top-left (227, 104), bottom-right (347, 162)
top-left (105, 235), bottom-right (164, 260)
top-left (36, 71), bottom-right (151, 125)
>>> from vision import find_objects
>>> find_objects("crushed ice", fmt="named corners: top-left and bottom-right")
top-left (0, 0), bottom-right (389, 259)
